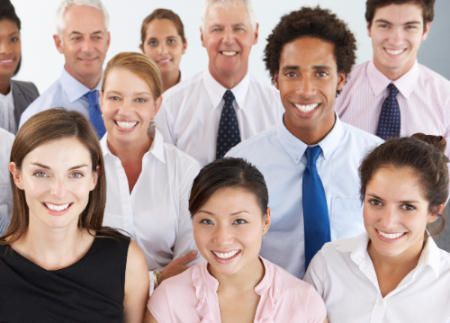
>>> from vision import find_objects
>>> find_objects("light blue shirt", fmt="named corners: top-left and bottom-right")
top-left (226, 115), bottom-right (383, 278)
top-left (19, 68), bottom-right (102, 128)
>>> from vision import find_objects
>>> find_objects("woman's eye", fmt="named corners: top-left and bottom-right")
top-left (234, 219), bottom-right (247, 225)
top-left (167, 39), bottom-right (176, 44)
top-left (136, 98), bottom-right (146, 103)
top-left (34, 171), bottom-right (47, 178)
top-left (200, 219), bottom-right (213, 225)
top-left (402, 204), bottom-right (415, 211)
top-left (11, 37), bottom-right (19, 42)
top-left (108, 96), bottom-right (120, 101)
top-left (149, 40), bottom-right (158, 46)
top-left (369, 199), bottom-right (382, 206)
top-left (70, 172), bottom-right (83, 179)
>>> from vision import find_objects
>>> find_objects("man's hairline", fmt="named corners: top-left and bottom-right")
top-left (57, 4), bottom-right (109, 39)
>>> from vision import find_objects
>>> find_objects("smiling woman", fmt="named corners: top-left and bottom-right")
top-left (0, 109), bottom-right (149, 323)
top-left (145, 157), bottom-right (328, 323)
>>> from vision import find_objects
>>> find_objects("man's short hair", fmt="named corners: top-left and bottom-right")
top-left (365, 0), bottom-right (435, 28)
top-left (201, 0), bottom-right (256, 32)
top-left (264, 6), bottom-right (357, 88)
top-left (55, 0), bottom-right (109, 37)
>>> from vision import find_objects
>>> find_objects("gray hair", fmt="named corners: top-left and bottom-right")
top-left (201, 0), bottom-right (257, 32)
top-left (55, 0), bottom-right (109, 37)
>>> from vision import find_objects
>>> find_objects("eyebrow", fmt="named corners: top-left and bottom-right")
top-left (281, 65), bottom-right (333, 71)
top-left (31, 162), bottom-right (89, 171)
top-left (106, 90), bottom-right (152, 96)
top-left (9, 31), bottom-right (19, 36)
top-left (195, 210), bottom-right (250, 216)
top-left (366, 193), bottom-right (419, 204)
top-left (69, 30), bottom-right (104, 36)
top-left (375, 19), bottom-right (421, 25)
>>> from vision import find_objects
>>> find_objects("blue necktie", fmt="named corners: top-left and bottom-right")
top-left (303, 146), bottom-right (331, 270)
top-left (85, 90), bottom-right (106, 139)
top-left (376, 83), bottom-right (400, 140)
top-left (216, 90), bottom-right (241, 159)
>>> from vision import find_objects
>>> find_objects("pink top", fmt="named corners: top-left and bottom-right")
top-left (335, 60), bottom-right (450, 159)
top-left (148, 257), bottom-right (326, 323)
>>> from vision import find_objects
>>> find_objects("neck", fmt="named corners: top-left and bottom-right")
top-left (373, 57), bottom-right (415, 81)
top-left (106, 134), bottom-right (152, 164)
top-left (0, 76), bottom-right (12, 95)
top-left (161, 69), bottom-right (181, 93)
top-left (209, 65), bottom-right (247, 90)
top-left (65, 64), bottom-right (102, 90)
top-left (284, 112), bottom-right (336, 145)
top-left (210, 257), bottom-right (265, 294)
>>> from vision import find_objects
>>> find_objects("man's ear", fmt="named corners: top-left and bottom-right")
top-left (252, 23), bottom-right (259, 45)
top-left (336, 71), bottom-right (346, 92)
top-left (273, 72), bottom-right (279, 90)
top-left (422, 21), bottom-right (431, 41)
top-left (200, 27), bottom-right (206, 48)
top-left (9, 162), bottom-right (23, 190)
top-left (367, 22), bottom-right (372, 38)
top-left (53, 34), bottom-right (64, 54)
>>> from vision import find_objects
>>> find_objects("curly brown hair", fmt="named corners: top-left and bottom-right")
top-left (264, 6), bottom-right (357, 92)
top-left (366, 0), bottom-right (435, 29)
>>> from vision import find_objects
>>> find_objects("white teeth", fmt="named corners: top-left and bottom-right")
top-left (378, 230), bottom-right (404, 239)
top-left (158, 59), bottom-right (170, 63)
top-left (45, 203), bottom-right (70, 211)
top-left (213, 250), bottom-right (239, 259)
top-left (0, 59), bottom-right (13, 63)
top-left (116, 121), bottom-right (137, 129)
top-left (221, 51), bottom-right (237, 56)
top-left (386, 49), bottom-right (404, 55)
top-left (294, 103), bottom-right (318, 112)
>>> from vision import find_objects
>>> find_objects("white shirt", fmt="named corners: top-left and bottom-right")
top-left (0, 84), bottom-right (16, 133)
top-left (304, 233), bottom-right (450, 323)
top-left (0, 128), bottom-right (14, 222)
top-left (155, 68), bottom-right (284, 167)
top-left (19, 68), bottom-right (102, 128)
top-left (101, 129), bottom-right (202, 292)
top-left (226, 115), bottom-right (383, 278)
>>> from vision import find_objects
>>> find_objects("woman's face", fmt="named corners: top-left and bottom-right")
top-left (364, 166), bottom-right (439, 260)
top-left (9, 137), bottom-right (98, 230)
top-left (141, 19), bottom-right (187, 77)
top-left (0, 19), bottom-right (21, 79)
top-left (193, 187), bottom-right (270, 278)
top-left (100, 67), bottom-right (162, 145)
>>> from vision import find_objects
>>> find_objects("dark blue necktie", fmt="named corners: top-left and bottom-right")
top-left (376, 84), bottom-right (400, 140)
top-left (303, 146), bottom-right (331, 270)
top-left (216, 90), bottom-right (241, 159)
top-left (85, 90), bottom-right (106, 139)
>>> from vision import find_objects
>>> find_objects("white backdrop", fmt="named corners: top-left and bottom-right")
top-left (11, 0), bottom-right (373, 93)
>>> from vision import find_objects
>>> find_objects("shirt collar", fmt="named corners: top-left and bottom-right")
top-left (276, 113), bottom-right (344, 164)
top-left (59, 67), bottom-right (103, 103)
top-left (0, 82), bottom-right (13, 100)
top-left (101, 128), bottom-right (166, 164)
top-left (203, 68), bottom-right (250, 110)
top-left (367, 59), bottom-right (419, 99)
top-left (417, 236), bottom-right (442, 278)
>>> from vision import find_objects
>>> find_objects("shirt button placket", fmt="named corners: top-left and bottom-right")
top-left (370, 298), bottom-right (386, 323)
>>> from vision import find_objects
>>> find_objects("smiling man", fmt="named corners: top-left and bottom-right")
top-left (155, 0), bottom-right (283, 167)
top-left (227, 7), bottom-right (383, 279)
top-left (19, 0), bottom-right (110, 138)
top-left (336, 0), bottom-right (450, 159)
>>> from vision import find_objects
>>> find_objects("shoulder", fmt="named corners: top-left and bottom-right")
top-left (22, 79), bottom-right (62, 114)
top-left (417, 64), bottom-right (450, 89)
top-left (162, 71), bottom-right (204, 103)
top-left (0, 127), bottom-right (15, 146)
top-left (347, 62), bottom-right (369, 80)
top-left (11, 80), bottom-right (39, 96)
top-left (226, 125), bottom-right (278, 157)
top-left (340, 121), bottom-right (383, 148)
top-left (247, 74), bottom-right (279, 97)
top-left (163, 142), bottom-right (199, 169)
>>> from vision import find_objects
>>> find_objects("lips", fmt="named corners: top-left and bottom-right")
top-left (211, 249), bottom-right (241, 263)
top-left (42, 202), bottom-right (73, 216)
top-left (294, 103), bottom-right (319, 113)
top-left (220, 51), bottom-right (238, 56)
top-left (385, 48), bottom-right (406, 56)
top-left (376, 229), bottom-right (406, 242)
top-left (0, 58), bottom-right (15, 67)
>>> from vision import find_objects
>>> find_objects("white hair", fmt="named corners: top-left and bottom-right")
top-left (201, 0), bottom-right (257, 32)
top-left (55, 0), bottom-right (109, 37)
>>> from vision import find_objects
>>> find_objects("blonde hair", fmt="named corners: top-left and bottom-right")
top-left (102, 52), bottom-right (162, 100)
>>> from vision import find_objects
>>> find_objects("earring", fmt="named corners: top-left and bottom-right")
top-left (147, 117), bottom-right (156, 139)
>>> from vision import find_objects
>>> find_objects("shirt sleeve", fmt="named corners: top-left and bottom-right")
top-left (304, 285), bottom-right (327, 323)
top-left (148, 281), bottom-right (171, 323)
top-left (303, 250), bottom-right (325, 297)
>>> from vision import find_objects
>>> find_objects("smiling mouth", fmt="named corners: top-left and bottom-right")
top-left (212, 250), bottom-right (241, 259)
top-left (377, 229), bottom-right (406, 240)
top-left (43, 202), bottom-right (72, 212)
top-left (385, 48), bottom-right (406, 56)
top-left (221, 51), bottom-right (238, 56)
top-left (115, 121), bottom-right (138, 130)
top-left (294, 103), bottom-right (319, 112)
top-left (157, 58), bottom-right (171, 63)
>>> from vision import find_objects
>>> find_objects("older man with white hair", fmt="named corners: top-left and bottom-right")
top-left (19, 0), bottom-right (110, 138)
top-left (155, 0), bottom-right (283, 167)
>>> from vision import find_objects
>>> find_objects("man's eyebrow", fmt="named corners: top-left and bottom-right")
top-left (312, 65), bottom-right (333, 70)
top-left (281, 65), bottom-right (299, 71)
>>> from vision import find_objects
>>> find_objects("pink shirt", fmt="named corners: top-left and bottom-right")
top-left (148, 258), bottom-right (327, 323)
top-left (335, 60), bottom-right (450, 158)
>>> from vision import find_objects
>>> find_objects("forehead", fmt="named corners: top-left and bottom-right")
top-left (104, 67), bottom-right (154, 93)
top-left (146, 19), bottom-right (179, 37)
top-left (280, 37), bottom-right (337, 68)
top-left (63, 5), bottom-right (106, 34)
top-left (0, 19), bottom-right (19, 34)
top-left (373, 3), bottom-right (424, 24)
top-left (205, 2), bottom-right (251, 27)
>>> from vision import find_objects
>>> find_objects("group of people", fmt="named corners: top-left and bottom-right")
top-left (0, 0), bottom-right (449, 322)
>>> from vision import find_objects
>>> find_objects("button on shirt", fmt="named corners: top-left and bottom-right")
top-left (0, 128), bottom-right (14, 225)
top-left (335, 60), bottom-right (450, 158)
top-left (19, 68), bottom-right (102, 128)
top-left (148, 257), bottom-right (327, 323)
top-left (0, 84), bottom-right (15, 133)
top-left (226, 115), bottom-right (383, 278)
top-left (304, 233), bottom-right (450, 323)
top-left (101, 129), bottom-right (202, 293)
top-left (155, 68), bottom-right (283, 167)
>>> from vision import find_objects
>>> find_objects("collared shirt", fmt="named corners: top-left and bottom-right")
top-left (0, 128), bottom-right (14, 224)
top-left (155, 68), bottom-right (284, 167)
top-left (304, 233), bottom-right (450, 323)
top-left (226, 115), bottom-right (383, 278)
top-left (19, 68), bottom-right (102, 128)
top-left (101, 129), bottom-right (202, 293)
top-left (335, 60), bottom-right (450, 158)
top-left (148, 257), bottom-right (327, 323)
top-left (0, 83), bottom-right (16, 133)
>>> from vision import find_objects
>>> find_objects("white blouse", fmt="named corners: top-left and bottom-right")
top-left (304, 233), bottom-right (450, 323)
top-left (0, 128), bottom-right (14, 223)
top-left (101, 129), bottom-right (202, 292)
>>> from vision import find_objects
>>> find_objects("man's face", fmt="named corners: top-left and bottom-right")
top-left (201, 3), bottom-right (258, 87)
top-left (368, 3), bottom-right (430, 80)
top-left (274, 37), bottom-right (345, 144)
top-left (54, 5), bottom-right (110, 87)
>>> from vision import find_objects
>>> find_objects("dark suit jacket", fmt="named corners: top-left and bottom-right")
top-left (11, 79), bottom-right (39, 132)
